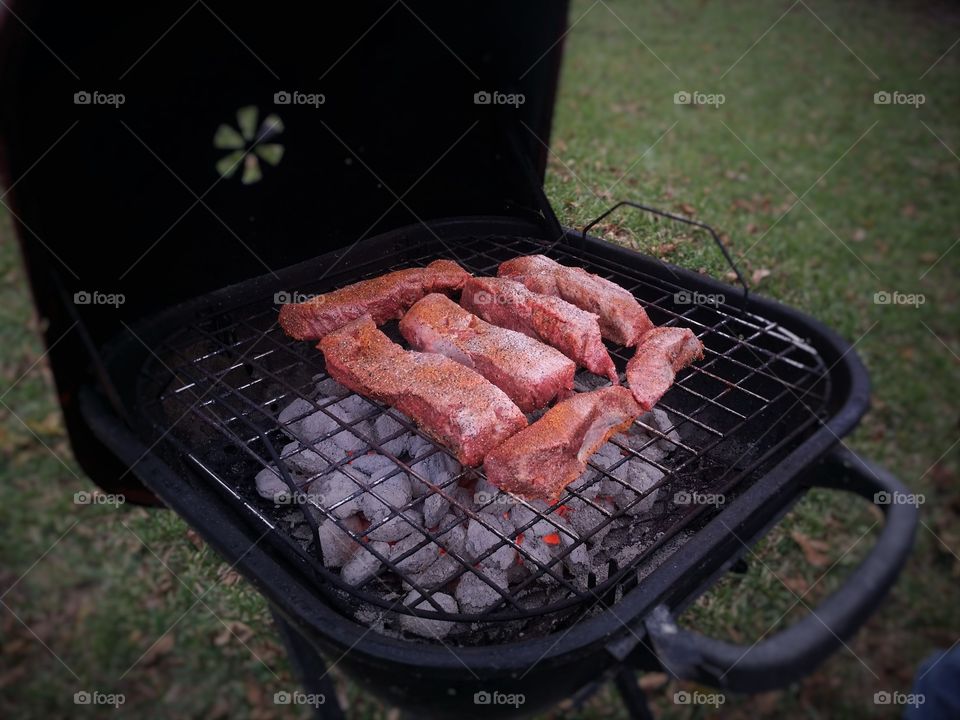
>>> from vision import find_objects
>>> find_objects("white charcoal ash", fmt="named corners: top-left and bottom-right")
top-left (617, 463), bottom-right (664, 516)
top-left (281, 441), bottom-right (332, 478)
top-left (341, 540), bottom-right (390, 586)
top-left (398, 591), bottom-right (458, 640)
top-left (317, 515), bottom-right (365, 568)
top-left (390, 529), bottom-right (442, 574)
top-left (312, 469), bottom-right (367, 519)
top-left (455, 566), bottom-right (510, 615)
top-left (314, 376), bottom-right (349, 398)
top-left (366, 508), bottom-right (423, 543)
top-left (473, 476), bottom-right (519, 512)
top-left (255, 465), bottom-right (310, 502)
top-left (563, 496), bottom-right (615, 546)
top-left (464, 516), bottom-right (515, 571)
top-left (637, 408), bottom-right (681, 453)
top-left (423, 491), bottom-right (451, 528)
top-left (359, 471), bottom-right (412, 523)
top-left (402, 552), bottom-right (461, 593)
top-left (372, 412), bottom-right (412, 457)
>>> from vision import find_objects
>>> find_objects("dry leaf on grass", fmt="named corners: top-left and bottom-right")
top-left (142, 633), bottom-right (175, 666)
top-left (791, 530), bottom-right (830, 567)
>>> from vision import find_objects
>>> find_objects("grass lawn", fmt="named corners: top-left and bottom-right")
top-left (1, 1), bottom-right (958, 718)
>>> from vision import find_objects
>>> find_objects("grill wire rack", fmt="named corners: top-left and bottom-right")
top-left (134, 234), bottom-right (831, 634)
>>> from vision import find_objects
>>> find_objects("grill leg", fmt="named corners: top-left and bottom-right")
top-left (271, 608), bottom-right (346, 720)
top-left (614, 667), bottom-right (656, 720)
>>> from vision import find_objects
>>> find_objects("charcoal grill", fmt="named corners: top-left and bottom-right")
top-left (1, 2), bottom-right (917, 718)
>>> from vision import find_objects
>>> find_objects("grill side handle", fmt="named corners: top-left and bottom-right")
top-left (641, 445), bottom-right (917, 693)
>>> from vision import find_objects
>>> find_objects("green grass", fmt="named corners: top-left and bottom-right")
top-left (2, 1), bottom-right (958, 718)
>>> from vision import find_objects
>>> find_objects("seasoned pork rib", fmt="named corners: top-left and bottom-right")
top-left (319, 316), bottom-right (526, 466)
top-left (499, 254), bottom-right (653, 346)
top-left (399, 293), bottom-right (575, 412)
top-left (279, 259), bottom-right (470, 341)
top-left (460, 276), bottom-right (618, 383)
top-left (626, 327), bottom-right (704, 410)
top-left (483, 386), bottom-right (641, 501)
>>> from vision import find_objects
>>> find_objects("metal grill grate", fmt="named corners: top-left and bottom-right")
top-left (134, 233), bottom-right (831, 630)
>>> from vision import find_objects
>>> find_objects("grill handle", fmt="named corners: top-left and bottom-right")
top-left (581, 200), bottom-right (750, 304)
top-left (642, 445), bottom-right (917, 693)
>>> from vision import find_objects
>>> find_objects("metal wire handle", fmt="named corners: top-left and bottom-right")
top-left (581, 200), bottom-right (750, 304)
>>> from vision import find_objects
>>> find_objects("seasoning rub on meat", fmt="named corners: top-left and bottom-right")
top-left (483, 386), bottom-right (641, 501)
top-left (626, 327), bottom-right (704, 410)
top-left (460, 276), bottom-right (618, 384)
top-left (319, 315), bottom-right (527, 466)
top-left (399, 293), bottom-right (575, 412)
top-left (279, 259), bottom-right (470, 341)
top-left (499, 254), bottom-right (653, 347)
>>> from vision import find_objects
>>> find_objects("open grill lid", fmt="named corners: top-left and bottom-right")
top-left (0, 1), bottom-right (570, 495)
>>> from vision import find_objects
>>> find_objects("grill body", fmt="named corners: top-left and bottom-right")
top-left (78, 217), bottom-right (914, 717)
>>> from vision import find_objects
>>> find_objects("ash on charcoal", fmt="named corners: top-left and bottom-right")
top-left (313, 470), bottom-right (365, 519)
top-left (618, 463), bottom-right (664, 516)
top-left (366, 508), bottom-right (423, 543)
top-left (423, 492), bottom-right (451, 527)
top-left (403, 553), bottom-right (462, 592)
top-left (315, 377), bottom-right (349, 398)
top-left (278, 397), bottom-right (314, 431)
top-left (399, 591), bottom-right (458, 639)
top-left (262, 378), bottom-right (703, 645)
top-left (282, 441), bottom-right (330, 477)
top-left (456, 567), bottom-right (509, 614)
top-left (254, 465), bottom-right (308, 502)
top-left (318, 516), bottom-right (363, 568)
top-left (341, 540), bottom-right (390, 586)
top-left (391, 531), bottom-right (441, 574)
top-left (465, 517), bottom-right (515, 570)
top-left (639, 408), bottom-right (681, 453)
top-left (359, 472), bottom-right (412, 523)
top-left (372, 412), bottom-right (411, 456)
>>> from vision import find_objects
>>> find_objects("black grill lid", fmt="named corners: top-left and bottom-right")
top-left (0, 2), bottom-right (569, 496)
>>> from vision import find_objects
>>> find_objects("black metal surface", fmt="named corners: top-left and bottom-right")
top-left (76, 217), bottom-right (911, 717)
top-left (117, 225), bottom-right (833, 628)
top-left (0, 1), bottom-right (570, 499)
top-left (645, 445), bottom-right (917, 692)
